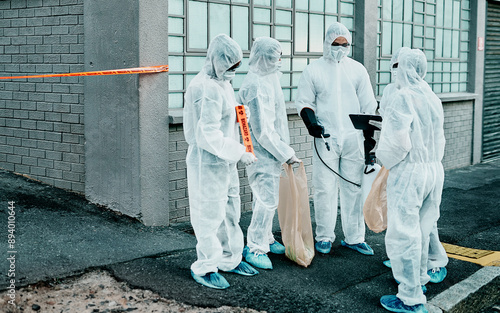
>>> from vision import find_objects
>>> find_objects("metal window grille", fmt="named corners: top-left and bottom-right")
top-left (376, 0), bottom-right (470, 96)
top-left (167, 0), bottom-right (355, 108)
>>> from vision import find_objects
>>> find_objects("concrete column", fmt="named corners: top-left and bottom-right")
top-left (354, 0), bottom-right (379, 90)
top-left (469, 0), bottom-right (486, 164)
top-left (138, 1), bottom-right (170, 225)
top-left (84, 1), bottom-right (170, 225)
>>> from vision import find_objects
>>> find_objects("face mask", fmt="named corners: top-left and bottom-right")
top-left (275, 60), bottom-right (282, 72)
top-left (391, 69), bottom-right (397, 81)
top-left (330, 46), bottom-right (349, 62)
top-left (223, 70), bottom-right (235, 81)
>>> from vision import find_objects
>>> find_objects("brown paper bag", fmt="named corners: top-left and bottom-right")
top-left (363, 166), bottom-right (389, 233)
top-left (277, 163), bottom-right (315, 267)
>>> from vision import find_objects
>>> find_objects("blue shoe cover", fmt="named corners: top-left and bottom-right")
top-left (341, 240), bottom-right (374, 255)
top-left (227, 261), bottom-right (259, 276)
top-left (269, 241), bottom-right (286, 254)
top-left (191, 271), bottom-right (230, 289)
top-left (428, 267), bottom-right (447, 283)
top-left (380, 295), bottom-right (428, 313)
top-left (243, 246), bottom-right (272, 269)
top-left (315, 241), bottom-right (332, 254)
top-left (383, 260), bottom-right (392, 268)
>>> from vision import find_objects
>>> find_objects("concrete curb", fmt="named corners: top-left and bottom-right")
top-left (427, 266), bottom-right (500, 313)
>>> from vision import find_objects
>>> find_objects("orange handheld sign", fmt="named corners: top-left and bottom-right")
top-left (0, 65), bottom-right (168, 80)
top-left (236, 105), bottom-right (254, 155)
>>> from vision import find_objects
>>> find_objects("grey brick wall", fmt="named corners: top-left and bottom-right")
top-left (167, 113), bottom-right (333, 225)
top-left (169, 104), bottom-right (473, 224)
top-left (0, 0), bottom-right (85, 192)
top-left (168, 124), bottom-right (189, 224)
top-left (168, 123), bottom-right (255, 224)
top-left (442, 100), bottom-right (473, 169)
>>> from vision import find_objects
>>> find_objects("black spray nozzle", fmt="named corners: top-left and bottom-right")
top-left (363, 130), bottom-right (377, 165)
top-left (321, 134), bottom-right (330, 151)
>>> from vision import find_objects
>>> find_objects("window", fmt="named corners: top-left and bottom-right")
top-left (167, 0), bottom-right (355, 108)
top-left (377, 0), bottom-right (470, 95)
top-left (291, 0), bottom-right (355, 101)
top-left (294, 1), bottom-right (354, 54)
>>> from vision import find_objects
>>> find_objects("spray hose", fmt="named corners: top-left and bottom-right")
top-left (313, 138), bottom-right (361, 188)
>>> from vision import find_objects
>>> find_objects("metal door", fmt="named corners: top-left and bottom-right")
top-left (483, 1), bottom-right (500, 161)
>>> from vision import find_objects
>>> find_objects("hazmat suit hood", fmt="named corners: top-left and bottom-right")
top-left (395, 49), bottom-right (428, 88)
top-left (390, 47), bottom-right (412, 81)
top-left (390, 47), bottom-right (411, 69)
top-left (380, 47), bottom-right (412, 115)
top-left (248, 37), bottom-right (282, 76)
top-left (203, 34), bottom-right (243, 80)
top-left (323, 22), bottom-right (352, 61)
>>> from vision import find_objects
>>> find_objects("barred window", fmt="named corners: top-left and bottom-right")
top-left (377, 0), bottom-right (470, 96)
top-left (167, 0), bottom-right (355, 108)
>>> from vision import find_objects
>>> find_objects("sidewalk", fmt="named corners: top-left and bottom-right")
top-left (0, 162), bottom-right (499, 312)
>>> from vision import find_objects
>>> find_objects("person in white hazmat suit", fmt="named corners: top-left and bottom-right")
top-left (236, 37), bottom-right (301, 270)
top-left (183, 34), bottom-right (259, 290)
top-left (295, 22), bottom-right (377, 255)
top-left (377, 48), bottom-right (446, 313)
top-left (379, 47), bottom-right (448, 285)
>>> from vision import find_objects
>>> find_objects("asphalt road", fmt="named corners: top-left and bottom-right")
top-left (0, 163), bottom-right (498, 313)
top-left (107, 176), bottom-right (499, 313)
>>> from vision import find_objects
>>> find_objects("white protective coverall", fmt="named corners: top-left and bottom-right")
top-left (184, 34), bottom-right (247, 276)
top-left (237, 37), bottom-right (295, 253)
top-left (381, 47), bottom-right (448, 272)
top-left (295, 22), bottom-right (377, 244)
top-left (376, 49), bottom-right (446, 306)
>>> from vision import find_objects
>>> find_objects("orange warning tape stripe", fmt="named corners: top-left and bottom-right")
top-left (0, 65), bottom-right (168, 80)
top-left (236, 105), bottom-right (254, 155)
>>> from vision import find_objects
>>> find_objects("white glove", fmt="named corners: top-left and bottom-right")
top-left (235, 105), bottom-right (251, 123)
top-left (286, 155), bottom-right (301, 165)
top-left (369, 120), bottom-right (382, 130)
top-left (240, 152), bottom-right (257, 166)
top-left (244, 105), bottom-right (251, 122)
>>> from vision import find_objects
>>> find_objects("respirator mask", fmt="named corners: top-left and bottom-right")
top-left (330, 46), bottom-right (349, 62)
top-left (223, 70), bottom-right (236, 81)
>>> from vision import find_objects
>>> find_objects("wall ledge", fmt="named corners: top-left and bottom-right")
top-left (169, 108), bottom-right (183, 125)
top-left (436, 92), bottom-right (478, 103)
top-left (375, 92), bottom-right (478, 103)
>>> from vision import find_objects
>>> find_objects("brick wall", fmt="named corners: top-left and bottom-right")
top-left (168, 124), bottom-right (255, 224)
top-left (442, 100), bottom-right (473, 169)
top-left (168, 124), bottom-right (189, 224)
top-left (0, 0), bottom-right (85, 192)
top-left (168, 114), bottom-right (318, 225)
top-left (169, 104), bottom-right (474, 224)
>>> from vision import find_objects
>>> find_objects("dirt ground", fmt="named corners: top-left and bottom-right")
top-left (0, 270), bottom-right (263, 313)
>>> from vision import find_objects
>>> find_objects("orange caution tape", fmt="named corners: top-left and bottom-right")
top-left (0, 65), bottom-right (168, 80)
top-left (236, 105), bottom-right (254, 155)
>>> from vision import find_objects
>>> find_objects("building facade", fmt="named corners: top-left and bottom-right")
top-left (0, 0), bottom-right (499, 225)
